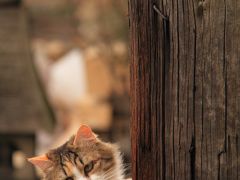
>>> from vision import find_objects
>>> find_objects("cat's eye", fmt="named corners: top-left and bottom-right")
top-left (65, 177), bottom-right (74, 180)
top-left (84, 161), bottom-right (94, 174)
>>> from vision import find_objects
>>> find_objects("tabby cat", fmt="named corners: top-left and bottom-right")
top-left (28, 125), bottom-right (125, 180)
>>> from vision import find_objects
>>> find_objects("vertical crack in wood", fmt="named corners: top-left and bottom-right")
top-left (189, 136), bottom-right (196, 180)
top-left (217, 1), bottom-right (228, 179)
top-left (163, 18), bottom-right (170, 180)
top-left (221, 1), bottom-right (228, 179)
top-left (237, 135), bottom-right (239, 180)
top-left (223, 0), bottom-right (228, 153)
top-left (176, 0), bottom-right (180, 177)
top-left (191, 0), bottom-right (197, 179)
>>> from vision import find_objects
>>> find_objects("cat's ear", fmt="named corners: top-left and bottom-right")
top-left (28, 154), bottom-right (53, 172)
top-left (73, 124), bottom-right (96, 145)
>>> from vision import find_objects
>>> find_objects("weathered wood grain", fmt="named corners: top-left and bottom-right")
top-left (129, 0), bottom-right (165, 179)
top-left (130, 0), bottom-right (240, 179)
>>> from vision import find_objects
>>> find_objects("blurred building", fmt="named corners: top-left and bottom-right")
top-left (0, 1), bottom-right (53, 179)
top-left (28, 0), bottom-right (130, 162)
top-left (0, 0), bottom-right (131, 179)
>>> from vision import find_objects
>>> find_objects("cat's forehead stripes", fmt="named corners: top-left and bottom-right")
top-left (59, 153), bottom-right (68, 176)
top-left (54, 148), bottom-right (85, 178)
top-left (68, 150), bottom-right (84, 165)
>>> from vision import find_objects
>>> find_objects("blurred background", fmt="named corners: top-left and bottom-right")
top-left (0, 0), bottom-right (130, 179)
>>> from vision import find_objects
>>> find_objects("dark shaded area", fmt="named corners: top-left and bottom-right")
top-left (0, 0), bottom-right (21, 8)
top-left (0, 134), bottom-right (37, 179)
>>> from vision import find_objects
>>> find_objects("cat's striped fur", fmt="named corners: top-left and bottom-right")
top-left (28, 125), bottom-right (125, 180)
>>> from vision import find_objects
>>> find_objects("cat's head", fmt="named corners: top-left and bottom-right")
top-left (28, 125), bottom-right (123, 180)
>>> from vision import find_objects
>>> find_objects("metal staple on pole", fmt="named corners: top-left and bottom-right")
top-left (153, 4), bottom-right (168, 20)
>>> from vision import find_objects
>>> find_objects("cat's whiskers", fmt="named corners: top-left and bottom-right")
top-left (101, 173), bottom-right (116, 180)
top-left (100, 169), bottom-right (115, 178)
top-left (100, 167), bottom-right (124, 180)
top-left (101, 166), bottom-right (115, 175)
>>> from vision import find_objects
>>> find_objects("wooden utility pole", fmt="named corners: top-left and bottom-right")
top-left (130, 0), bottom-right (240, 179)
